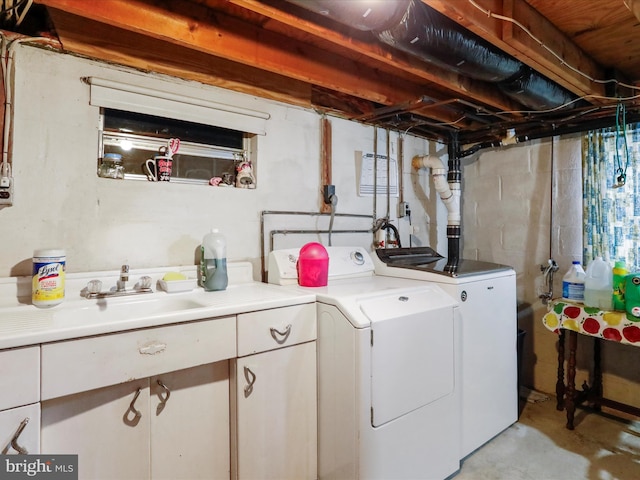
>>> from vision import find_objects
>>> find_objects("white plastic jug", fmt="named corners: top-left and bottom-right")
top-left (562, 260), bottom-right (585, 303)
top-left (584, 256), bottom-right (612, 310)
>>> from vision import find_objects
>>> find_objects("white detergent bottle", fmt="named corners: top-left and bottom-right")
top-left (201, 229), bottom-right (228, 291)
top-left (562, 260), bottom-right (585, 303)
top-left (584, 256), bottom-right (613, 310)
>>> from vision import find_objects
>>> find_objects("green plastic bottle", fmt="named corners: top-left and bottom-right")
top-left (612, 260), bottom-right (629, 311)
top-left (200, 229), bottom-right (228, 291)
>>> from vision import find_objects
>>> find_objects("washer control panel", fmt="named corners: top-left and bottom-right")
top-left (267, 246), bottom-right (374, 285)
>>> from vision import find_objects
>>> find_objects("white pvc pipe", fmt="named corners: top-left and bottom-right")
top-left (412, 155), bottom-right (461, 226)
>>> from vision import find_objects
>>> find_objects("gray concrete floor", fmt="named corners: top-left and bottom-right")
top-left (452, 393), bottom-right (640, 480)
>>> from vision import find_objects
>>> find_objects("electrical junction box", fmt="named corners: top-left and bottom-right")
top-left (0, 176), bottom-right (13, 205)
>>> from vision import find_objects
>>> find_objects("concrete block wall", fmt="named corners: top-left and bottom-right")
top-left (463, 134), bottom-right (640, 407)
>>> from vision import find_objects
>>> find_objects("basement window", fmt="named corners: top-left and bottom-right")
top-left (99, 109), bottom-right (252, 185)
top-left (87, 76), bottom-right (269, 187)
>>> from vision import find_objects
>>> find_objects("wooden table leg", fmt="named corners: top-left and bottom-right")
top-left (565, 330), bottom-right (578, 430)
top-left (556, 329), bottom-right (565, 411)
top-left (592, 337), bottom-right (602, 411)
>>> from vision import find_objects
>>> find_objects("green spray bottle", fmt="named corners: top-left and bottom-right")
top-left (612, 260), bottom-right (629, 311)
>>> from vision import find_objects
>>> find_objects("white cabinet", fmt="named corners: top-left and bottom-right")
top-left (41, 363), bottom-right (230, 480)
top-left (3, 299), bottom-right (319, 480)
top-left (40, 316), bottom-right (236, 480)
top-left (0, 345), bottom-right (40, 455)
top-left (150, 363), bottom-right (230, 480)
top-left (41, 378), bottom-right (151, 479)
top-left (233, 304), bottom-right (317, 480)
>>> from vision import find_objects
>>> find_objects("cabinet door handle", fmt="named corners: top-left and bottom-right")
top-left (10, 417), bottom-right (29, 455)
top-left (126, 388), bottom-right (143, 423)
top-left (270, 324), bottom-right (292, 344)
top-left (156, 380), bottom-right (171, 415)
top-left (243, 366), bottom-right (256, 398)
top-left (139, 342), bottom-right (167, 355)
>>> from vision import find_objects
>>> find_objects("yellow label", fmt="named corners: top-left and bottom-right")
top-left (32, 261), bottom-right (65, 303)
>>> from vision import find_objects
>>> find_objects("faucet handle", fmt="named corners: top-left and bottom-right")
top-left (138, 276), bottom-right (152, 290)
top-left (87, 279), bottom-right (102, 294)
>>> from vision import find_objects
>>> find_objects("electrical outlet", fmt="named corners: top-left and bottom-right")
top-left (0, 177), bottom-right (13, 206)
top-left (323, 184), bottom-right (335, 204)
top-left (399, 201), bottom-right (410, 217)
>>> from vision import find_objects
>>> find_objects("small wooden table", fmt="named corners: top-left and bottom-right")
top-left (543, 300), bottom-right (640, 429)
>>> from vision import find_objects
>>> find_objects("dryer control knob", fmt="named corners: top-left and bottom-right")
top-left (351, 250), bottom-right (365, 265)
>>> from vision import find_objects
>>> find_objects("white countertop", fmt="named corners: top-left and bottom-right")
top-left (0, 262), bottom-right (315, 350)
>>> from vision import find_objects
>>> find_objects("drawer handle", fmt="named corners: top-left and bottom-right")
top-left (156, 380), bottom-right (171, 415)
top-left (139, 342), bottom-right (167, 355)
top-left (270, 324), bottom-right (292, 344)
top-left (125, 388), bottom-right (143, 424)
top-left (243, 366), bottom-right (256, 398)
top-left (10, 417), bottom-right (29, 455)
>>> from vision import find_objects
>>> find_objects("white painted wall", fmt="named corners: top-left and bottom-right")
top-left (1, 44), bottom-right (447, 279)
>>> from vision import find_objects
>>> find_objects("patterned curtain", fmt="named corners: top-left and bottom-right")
top-left (582, 122), bottom-right (640, 270)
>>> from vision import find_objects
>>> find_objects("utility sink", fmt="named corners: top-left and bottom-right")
top-left (55, 295), bottom-right (209, 323)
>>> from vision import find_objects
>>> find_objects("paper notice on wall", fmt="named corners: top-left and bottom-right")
top-left (358, 152), bottom-right (399, 197)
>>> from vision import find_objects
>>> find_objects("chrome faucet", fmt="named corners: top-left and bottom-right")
top-left (84, 264), bottom-right (153, 299)
top-left (539, 258), bottom-right (559, 305)
top-left (117, 264), bottom-right (129, 292)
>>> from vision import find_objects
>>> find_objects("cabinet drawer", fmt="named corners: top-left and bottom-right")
top-left (41, 316), bottom-right (236, 400)
top-left (237, 303), bottom-right (316, 356)
top-left (0, 346), bottom-right (39, 410)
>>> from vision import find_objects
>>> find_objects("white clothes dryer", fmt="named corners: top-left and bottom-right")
top-left (268, 246), bottom-right (461, 480)
top-left (373, 246), bottom-right (518, 458)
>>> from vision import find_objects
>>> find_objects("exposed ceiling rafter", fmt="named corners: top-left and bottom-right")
top-left (28, 0), bottom-right (640, 144)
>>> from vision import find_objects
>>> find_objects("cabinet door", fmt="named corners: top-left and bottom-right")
top-left (41, 380), bottom-right (150, 480)
top-left (0, 403), bottom-right (40, 455)
top-left (150, 361), bottom-right (231, 480)
top-left (235, 342), bottom-right (317, 480)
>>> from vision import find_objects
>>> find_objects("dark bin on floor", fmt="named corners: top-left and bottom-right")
top-left (517, 328), bottom-right (526, 416)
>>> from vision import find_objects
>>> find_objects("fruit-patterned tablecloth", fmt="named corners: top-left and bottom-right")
top-left (543, 300), bottom-right (640, 346)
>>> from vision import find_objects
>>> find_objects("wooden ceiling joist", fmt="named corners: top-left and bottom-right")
top-left (38, 0), bottom-right (523, 115)
top-left (421, 0), bottom-right (608, 100)
top-left (31, 0), bottom-right (637, 143)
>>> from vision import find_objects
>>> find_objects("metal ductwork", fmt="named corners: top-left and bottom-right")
top-left (285, 0), bottom-right (576, 110)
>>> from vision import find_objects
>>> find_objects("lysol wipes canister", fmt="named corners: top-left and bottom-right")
top-left (32, 249), bottom-right (66, 308)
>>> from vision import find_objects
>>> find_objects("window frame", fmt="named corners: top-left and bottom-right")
top-left (98, 110), bottom-right (254, 185)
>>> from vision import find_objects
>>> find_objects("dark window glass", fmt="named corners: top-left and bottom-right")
top-left (103, 109), bottom-right (244, 149)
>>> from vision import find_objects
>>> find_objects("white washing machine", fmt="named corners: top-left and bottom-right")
top-left (268, 246), bottom-right (461, 480)
top-left (373, 247), bottom-right (518, 459)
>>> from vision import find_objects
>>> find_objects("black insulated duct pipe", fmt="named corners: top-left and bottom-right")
top-left (285, 0), bottom-right (576, 110)
top-left (377, 0), bottom-right (522, 83)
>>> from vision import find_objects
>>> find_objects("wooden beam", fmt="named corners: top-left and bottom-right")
top-left (224, 0), bottom-right (523, 113)
top-left (420, 0), bottom-right (608, 100)
top-left (37, 0), bottom-right (429, 106)
top-left (320, 117), bottom-right (332, 214)
top-left (37, 0), bottom-right (493, 127)
top-left (44, 8), bottom-right (314, 108)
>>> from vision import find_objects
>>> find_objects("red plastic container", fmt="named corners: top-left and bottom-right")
top-left (297, 242), bottom-right (329, 287)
